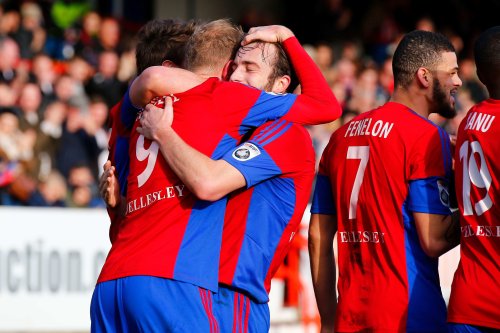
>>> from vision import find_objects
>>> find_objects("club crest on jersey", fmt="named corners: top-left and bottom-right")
top-left (232, 142), bottom-right (260, 161)
top-left (437, 180), bottom-right (450, 207)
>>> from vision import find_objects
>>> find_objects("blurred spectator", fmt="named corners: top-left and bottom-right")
top-left (459, 57), bottom-right (488, 102)
top-left (0, 10), bottom-right (20, 36)
top-left (0, 36), bottom-right (21, 84)
top-left (27, 170), bottom-right (67, 207)
top-left (54, 74), bottom-right (88, 110)
top-left (0, 106), bottom-right (36, 205)
top-left (67, 56), bottom-right (93, 83)
top-left (66, 163), bottom-right (103, 207)
top-left (348, 66), bottom-right (388, 114)
top-left (85, 50), bottom-right (126, 108)
top-left (85, 98), bottom-right (109, 178)
top-left (416, 17), bottom-right (435, 32)
top-left (31, 53), bottom-right (58, 102)
top-left (34, 100), bottom-right (67, 180)
top-left (17, 82), bottom-right (43, 131)
top-left (379, 56), bottom-right (394, 94)
top-left (74, 11), bottom-right (101, 66)
top-left (97, 17), bottom-right (121, 53)
top-left (315, 42), bottom-right (336, 84)
top-left (55, 104), bottom-right (100, 179)
top-left (79, 11), bottom-right (100, 48)
top-left (0, 82), bottom-right (17, 106)
top-left (117, 45), bottom-right (137, 83)
top-left (11, 2), bottom-right (46, 59)
top-left (0, 106), bottom-right (32, 163)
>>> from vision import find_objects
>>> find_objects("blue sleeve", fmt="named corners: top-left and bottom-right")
top-left (222, 141), bottom-right (281, 188)
top-left (114, 136), bottom-right (130, 196)
top-left (120, 89), bottom-right (141, 130)
top-left (310, 174), bottom-right (336, 215)
top-left (408, 176), bottom-right (451, 215)
top-left (238, 91), bottom-right (297, 136)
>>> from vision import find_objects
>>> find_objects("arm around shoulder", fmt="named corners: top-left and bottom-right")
top-left (130, 66), bottom-right (205, 107)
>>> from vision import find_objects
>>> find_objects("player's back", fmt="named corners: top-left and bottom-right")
top-left (98, 78), bottom-right (299, 292)
top-left (324, 101), bottom-right (450, 332)
top-left (448, 98), bottom-right (500, 329)
top-left (218, 121), bottom-right (315, 303)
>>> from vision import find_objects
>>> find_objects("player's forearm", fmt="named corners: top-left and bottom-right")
top-left (432, 211), bottom-right (461, 256)
top-left (308, 214), bottom-right (337, 330)
top-left (155, 128), bottom-right (241, 201)
top-left (130, 66), bottom-right (205, 107)
top-left (309, 244), bottom-right (337, 331)
top-left (415, 211), bottom-right (461, 257)
top-left (130, 66), bottom-right (168, 107)
top-left (283, 37), bottom-right (341, 124)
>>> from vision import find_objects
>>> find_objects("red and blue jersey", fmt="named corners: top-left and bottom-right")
top-left (98, 36), bottom-right (340, 292)
top-left (106, 99), bottom-right (130, 243)
top-left (448, 99), bottom-right (500, 329)
top-left (311, 102), bottom-right (452, 332)
top-left (218, 119), bottom-right (315, 303)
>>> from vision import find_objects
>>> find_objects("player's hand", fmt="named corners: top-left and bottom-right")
top-left (99, 160), bottom-right (121, 208)
top-left (137, 96), bottom-right (174, 142)
top-left (242, 25), bottom-right (294, 46)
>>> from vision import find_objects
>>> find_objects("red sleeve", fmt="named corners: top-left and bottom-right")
top-left (281, 37), bottom-right (342, 125)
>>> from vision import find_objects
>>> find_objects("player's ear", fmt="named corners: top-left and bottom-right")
top-left (222, 60), bottom-right (234, 81)
top-left (416, 67), bottom-right (431, 88)
top-left (161, 60), bottom-right (178, 68)
top-left (272, 75), bottom-right (291, 94)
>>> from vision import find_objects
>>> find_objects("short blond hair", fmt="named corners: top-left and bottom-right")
top-left (183, 19), bottom-right (243, 74)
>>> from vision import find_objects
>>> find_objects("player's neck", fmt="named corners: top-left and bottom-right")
top-left (193, 66), bottom-right (223, 80)
top-left (391, 87), bottom-right (430, 118)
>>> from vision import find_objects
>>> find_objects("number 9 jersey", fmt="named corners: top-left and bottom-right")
top-left (448, 98), bottom-right (500, 330)
top-left (311, 101), bottom-right (453, 332)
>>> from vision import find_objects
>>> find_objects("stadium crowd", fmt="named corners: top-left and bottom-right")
top-left (0, 1), bottom-right (488, 208)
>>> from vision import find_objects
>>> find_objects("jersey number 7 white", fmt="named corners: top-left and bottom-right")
top-left (347, 146), bottom-right (370, 219)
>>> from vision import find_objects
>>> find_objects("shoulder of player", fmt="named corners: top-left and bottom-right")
top-left (254, 123), bottom-right (314, 162)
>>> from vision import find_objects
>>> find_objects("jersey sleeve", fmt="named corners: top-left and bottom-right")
top-left (120, 88), bottom-right (142, 131)
top-left (106, 100), bottom-right (129, 243)
top-left (109, 97), bottom-right (135, 197)
top-left (230, 88), bottom-right (299, 137)
top-left (407, 126), bottom-right (452, 215)
top-left (310, 138), bottom-right (336, 215)
top-left (280, 37), bottom-right (342, 125)
top-left (221, 119), bottom-right (314, 188)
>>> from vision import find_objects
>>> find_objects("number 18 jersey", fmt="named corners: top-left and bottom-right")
top-left (448, 99), bottom-right (500, 329)
top-left (312, 102), bottom-right (452, 332)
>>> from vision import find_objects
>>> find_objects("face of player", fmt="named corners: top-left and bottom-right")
top-left (229, 42), bottom-right (281, 93)
top-left (430, 51), bottom-right (462, 118)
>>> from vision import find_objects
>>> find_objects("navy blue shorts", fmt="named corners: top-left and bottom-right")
top-left (91, 276), bottom-right (218, 332)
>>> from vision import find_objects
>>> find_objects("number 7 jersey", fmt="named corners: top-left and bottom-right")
top-left (448, 98), bottom-right (500, 329)
top-left (312, 102), bottom-right (453, 332)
